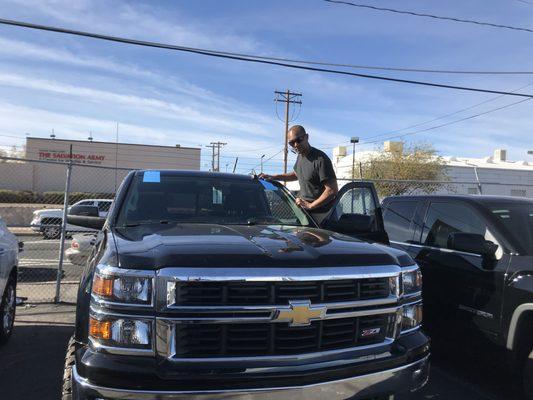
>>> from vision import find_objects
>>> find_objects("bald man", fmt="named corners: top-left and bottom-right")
top-left (260, 125), bottom-right (338, 223)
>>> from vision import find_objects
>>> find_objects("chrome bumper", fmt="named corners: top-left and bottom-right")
top-left (72, 355), bottom-right (429, 400)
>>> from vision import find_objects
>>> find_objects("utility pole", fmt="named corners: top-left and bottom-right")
top-left (350, 137), bottom-right (359, 181)
top-left (206, 142), bottom-right (227, 172)
top-left (275, 90), bottom-right (302, 174)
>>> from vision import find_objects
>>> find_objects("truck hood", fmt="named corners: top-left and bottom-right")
top-left (34, 208), bottom-right (63, 215)
top-left (110, 224), bottom-right (407, 269)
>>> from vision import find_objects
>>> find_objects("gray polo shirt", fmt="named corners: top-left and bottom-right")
top-left (293, 147), bottom-right (337, 210)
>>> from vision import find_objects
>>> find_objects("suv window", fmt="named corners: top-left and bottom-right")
top-left (78, 201), bottom-right (94, 206)
top-left (383, 201), bottom-right (417, 243)
top-left (422, 202), bottom-right (486, 249)
top-left (98, 201), bottom-right (112, 212)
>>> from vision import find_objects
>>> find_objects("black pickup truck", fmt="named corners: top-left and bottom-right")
top-left (62, 171), bottom-right (429, 400)
top-left (382, 194), bottom-right (533, 398)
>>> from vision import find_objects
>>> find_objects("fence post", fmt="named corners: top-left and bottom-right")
top-left (54, 147), bottom-right (73, 303)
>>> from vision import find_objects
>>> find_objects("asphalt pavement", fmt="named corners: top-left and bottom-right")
top-left (0, 303), bottom-right (522, 400)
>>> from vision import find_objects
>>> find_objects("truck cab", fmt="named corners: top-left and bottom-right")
top-left (382, 194), bottom-right (533, 398)
top-left (62, 171), bottom-right (429, 400)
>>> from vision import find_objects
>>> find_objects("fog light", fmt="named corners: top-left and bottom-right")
top-left (89, 316), bottom-right (152, 350)
top-left (402, 302), bottom-right (423, 332)
top-left (89, 317), bottom-right (111, 340)
top-left (111, 319), bottom-right (151, 346)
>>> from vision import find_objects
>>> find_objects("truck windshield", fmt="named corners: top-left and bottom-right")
top-left (488, 202), bottom-right (533, 255)
top-left (115, 173), bottom-right (311, 227)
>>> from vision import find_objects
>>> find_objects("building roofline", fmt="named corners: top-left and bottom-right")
top-left (26, 137), bottom-right (200, 151)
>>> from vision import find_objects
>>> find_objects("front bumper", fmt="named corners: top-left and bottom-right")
top-left (72, 354), bottom-right (429, 400)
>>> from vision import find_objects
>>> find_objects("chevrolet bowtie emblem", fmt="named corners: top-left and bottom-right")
top-left (274, 300), bottom-right (327, 327)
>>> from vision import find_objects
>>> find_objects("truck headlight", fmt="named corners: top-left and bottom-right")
top-left (92, 266), bottom-right (153, 306)
top-left (402, 266), bottom-right (422, 295)
top-left (402, 302), bottom-right (423, 332)
top-left (90, 316), bottom-right (152, 350)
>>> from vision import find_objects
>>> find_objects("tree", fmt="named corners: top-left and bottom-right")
top-left (357, 143), bottom-right (449, 197)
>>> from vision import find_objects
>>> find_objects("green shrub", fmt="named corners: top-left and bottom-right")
top-left (0, 190), bottom-right (37, 203)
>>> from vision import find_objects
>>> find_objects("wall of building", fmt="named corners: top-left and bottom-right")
top-left (26, 138), bottom-right (201, 170)
top-left (0, 138), bottom-right (202, 195)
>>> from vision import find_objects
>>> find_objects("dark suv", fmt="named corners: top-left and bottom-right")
top-left (382, 195), bottom-right (533, 398)
top-left (61, 171), bottom-right (429, 400)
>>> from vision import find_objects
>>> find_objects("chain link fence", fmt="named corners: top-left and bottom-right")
top-left (2, 156), bottom-right (533, 303)
top-left (0, 156), bottom-right (130, 303)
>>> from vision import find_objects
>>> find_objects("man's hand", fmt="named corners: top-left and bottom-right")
top-left (258, 173), bottom-right (272, 180)
top-left (295, 197), bottom-right (313, 210)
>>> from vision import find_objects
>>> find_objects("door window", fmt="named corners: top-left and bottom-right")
top-left (78, 201), bottom-right (93, 206)
top-left (98, 201), bottom-right (112, 212)
top-left (383, 201), bottom-right (418, 243)
top-left (333, 186), bottom-right (376, 220)
top-left (422, 202), bottom-right (487, 249)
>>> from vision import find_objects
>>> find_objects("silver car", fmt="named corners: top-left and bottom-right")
top-left (0, 216), bottom-right (19, 344)
top-left (65, 233), bottom-right (95, 266)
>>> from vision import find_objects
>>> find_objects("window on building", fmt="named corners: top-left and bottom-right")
top-left (510, 189), bottom-right (526, 197)
top-left (422, 202), bottom-right (487, 249)
top-left (383, 201), bottom-right (418, 243)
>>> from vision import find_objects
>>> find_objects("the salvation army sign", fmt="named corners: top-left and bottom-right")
top-left (38, 150), bottom-right (106, 165)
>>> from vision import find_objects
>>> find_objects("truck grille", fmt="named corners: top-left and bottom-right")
top-left (174, 314), bottom-right (395, 358)
top-left (174, 278), bottom-right (390, 306)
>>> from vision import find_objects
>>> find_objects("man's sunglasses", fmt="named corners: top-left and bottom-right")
top-left (288, 135), bottom-right (306, 147)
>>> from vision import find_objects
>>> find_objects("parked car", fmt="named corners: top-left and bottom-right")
top-left (0, 216), bottom-right (20, 344)
top-left (61, 171), bottom-right (429, 400)
top-left (382, 194), bottom-right (533, 398)
top-left (31, 199), bottom-right (113, 239)
top-left (65, 234), bottom-right (96, 266)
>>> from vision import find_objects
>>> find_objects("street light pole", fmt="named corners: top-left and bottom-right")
top-left (260, 154), bottom-right (265, 174)
top-left (350, 137), bottom-right (359, 181)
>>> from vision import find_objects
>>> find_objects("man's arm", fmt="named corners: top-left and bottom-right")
top-left (296, 179), bottom-right (338, 211)
top-left (258, 171), bottom-right (298, 182)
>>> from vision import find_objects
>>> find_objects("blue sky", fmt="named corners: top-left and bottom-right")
top-left (0, 0), bottom-right (533, 173)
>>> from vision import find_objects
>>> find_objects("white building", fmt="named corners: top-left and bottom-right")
top-left (332, 141), bottom-right (533, 198)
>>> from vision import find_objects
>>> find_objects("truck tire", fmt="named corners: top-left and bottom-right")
top-left (61, 335), bottom-right (76, 400)
top-left (44, 225), bottom-right (61, 239)
top-left (0, 276), bottom-right (16, 344)
top-left (525, 348), bottom-right (533, 400)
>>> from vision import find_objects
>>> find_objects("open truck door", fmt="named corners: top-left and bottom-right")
top-left (321, 181), bottom-right (389, 244)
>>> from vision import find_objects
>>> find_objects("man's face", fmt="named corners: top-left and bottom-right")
top-left (288, 129), bottom-right (309, 154)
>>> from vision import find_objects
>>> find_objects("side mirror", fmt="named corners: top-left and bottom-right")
top-left (327, 213), bottom-right (373, 235)
top-left (447, 232), bottom-right (498, 258)
top-left (67, 205), bottom-right (105, 230)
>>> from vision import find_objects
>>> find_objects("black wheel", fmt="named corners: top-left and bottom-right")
top-left (61, 335), bottom-right (77, 400)
top-left (524, 348), bottom-right (533, 400)
top-left (0, 276), bottom-right (16, 344)
top-left (43, 225), bottom-right (61, 239)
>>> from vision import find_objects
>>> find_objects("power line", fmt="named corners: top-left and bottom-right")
top-left (361, 81), bottom-right (533, 142)
top-left (1, 18), bottom-right (533, 97)
top-left (249, 149), bottom-right (284, 173)
top-left (324, 0), bottom-right (533, 34)
top-left (361, 97), bottom-right (531, 144)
